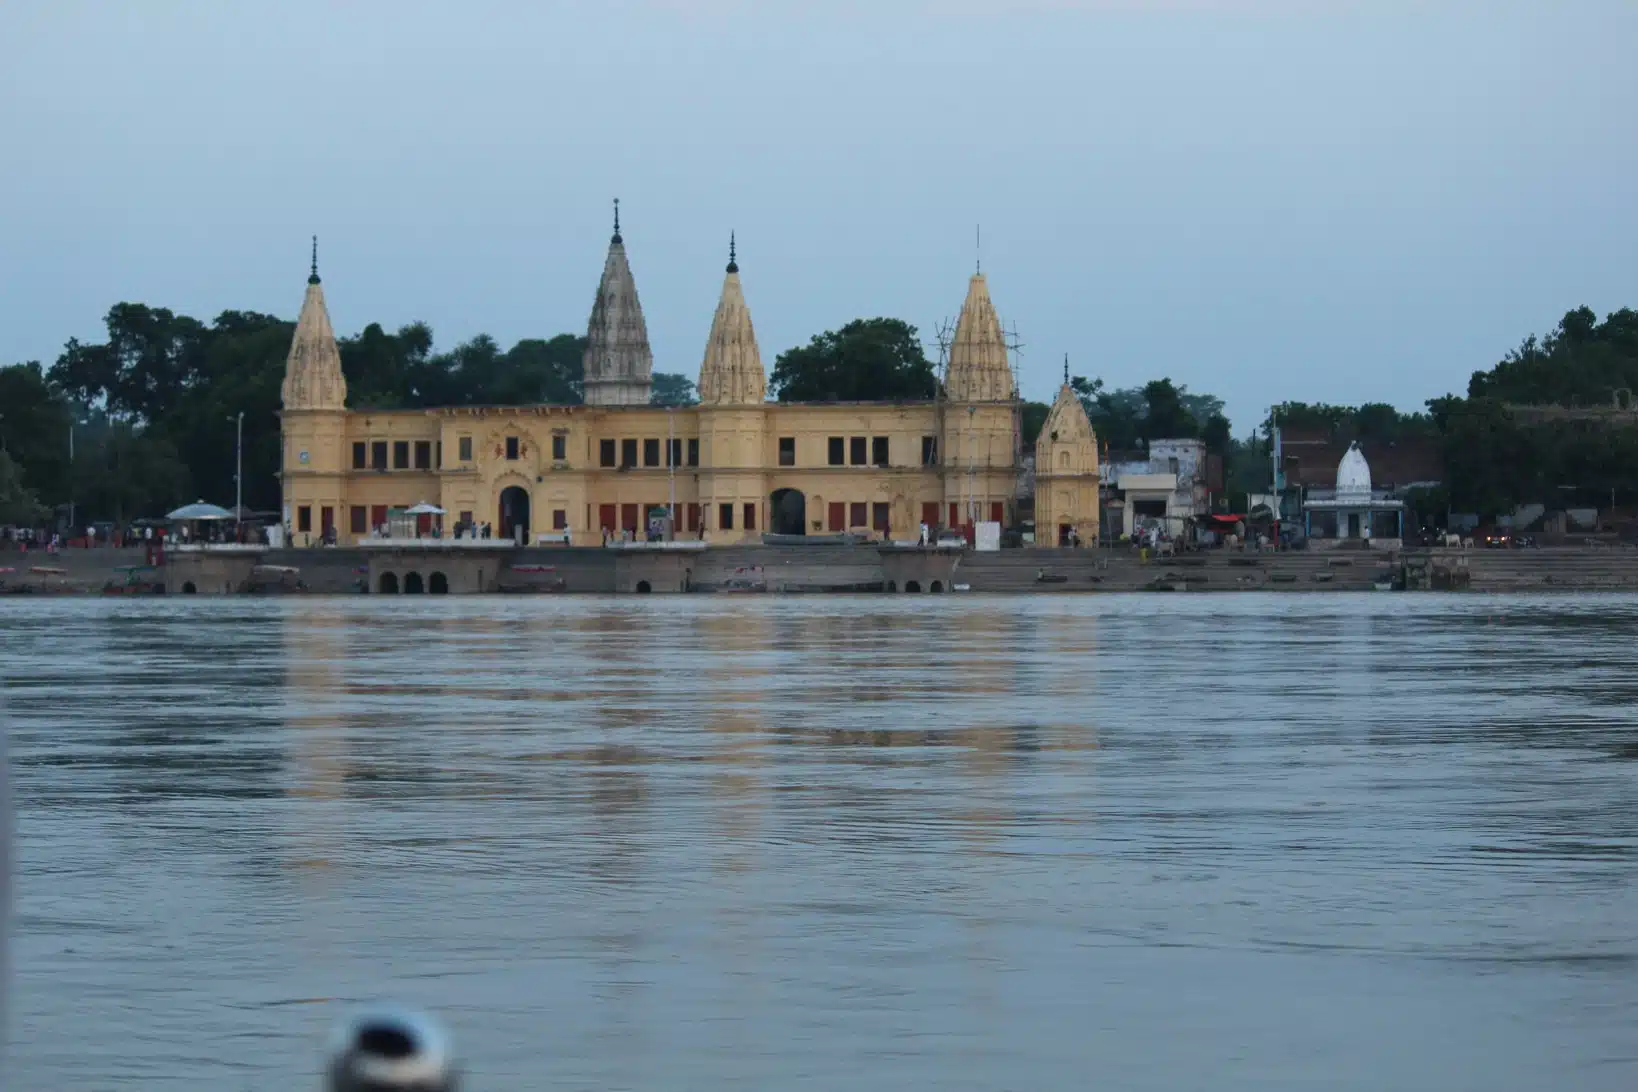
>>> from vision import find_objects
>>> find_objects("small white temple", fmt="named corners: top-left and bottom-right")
top-left (1301, 441), bottom-right (1404, 544)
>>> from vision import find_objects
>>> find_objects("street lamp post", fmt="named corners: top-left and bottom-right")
top-left (230, 412), bottom-right (244, 533)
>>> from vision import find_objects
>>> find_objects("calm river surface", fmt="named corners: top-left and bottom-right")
top-left (3, 595), bottom-right (1637, 1090)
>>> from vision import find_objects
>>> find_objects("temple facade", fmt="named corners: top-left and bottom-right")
top-left (278, 216), bottom-right (1100, 547)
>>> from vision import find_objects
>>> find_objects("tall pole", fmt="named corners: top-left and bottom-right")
top-left (67, 422), bottom-right (75, 533)
top-left (234, 411), bottom-right (244, 532)
top-left (666, 407), bottom-right (676, 541)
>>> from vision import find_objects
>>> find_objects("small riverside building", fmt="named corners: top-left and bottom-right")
top-left (1301, 442), bottom-right (1404, 545)
top-left (278, 213), bottom-right (1102, 549)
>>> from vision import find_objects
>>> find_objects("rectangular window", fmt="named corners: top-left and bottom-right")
top-left (850, 502), bottom-right (867, 528)
top-left (435, 441), bottom-right (442, 468)
top-left (350, 506), bottom-right (367, 533)
top-left (828, 437), bottom-right (845, 466)
top-left (718, 503), bottom-right (734, 530)
top-left (621, 503), bottom-right (639, 532)
top-left (871, 436), bottom-right (889, 466)
top-left (778, 437), bottom-right (795, 466)
top-left (371, 504), bottom-right (387, 530)
top-left (552, 434), bottom-right (566, 461)
top-left (990, 501), bottom-right (1005, 524)
top-left (872, 502), bottom-right (890, 533)
top-left (458, 436), bottom-right (473, 462)
top-left (371, 441), bottom-right (388, 471)
top-left (922, 436), bottom-right (938, 466)
top-left (505, 436), bottom-right (520, 461)
top-left (297, 505), bottom-right (312, 533)
top-left (552, 509), bottom-right (567, 530)
top-left (621, 438), bottom-right (638, 468)
top-left (687, 503), bottom-right (700, 532)
top-left (850, 436), bottom-right (867, 465)
top-left (828, 502), bottom-right (845, 532)
top-left (352, 442), bottom-right (366, 469)
top-left (599, 503), bottom-right (616, 531)
top-left (922, 501), bottom-right (940, 528)
top-left (668, 438), bottom-right (682, 467)
top-left (393, 440), bottom-right (409, 469)
top-left (600, 439), bottom-right (617, 467)
top-left (321, 506), bottom-right (334, 533)
top-left (643, 438), bottom-right (660, 467)
top-left (743, 502), bottom-right (756, 531)
top-left (414, 440), bottom-right (431, 470)
top-left (687, 438), bottom-right (700, 466)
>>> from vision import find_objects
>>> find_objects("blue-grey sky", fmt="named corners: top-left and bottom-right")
top-left (2, 0), bottom-right (1634, 430)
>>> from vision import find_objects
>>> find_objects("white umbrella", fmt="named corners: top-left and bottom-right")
top-left (404, 501), bottom-right (445, 516)
top-left (167, 500), bottom-right (235, 521)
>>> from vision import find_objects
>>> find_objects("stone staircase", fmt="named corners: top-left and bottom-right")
top-left (1438, 546), bottom-right (1638, 592)
top-left (954, 548), bottom-right (1394, 593)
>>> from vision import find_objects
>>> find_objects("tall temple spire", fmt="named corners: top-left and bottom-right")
top-left (582, 205), bottom-right (654, 405)
top-left (1063, 353), bottom-right (1070, 387)
top-left (281, 241), bottom-right (347, 410)
top-left (945, 272), bottom-right (1015, 402)
top-left (698, 238), bottom-right (765, 406)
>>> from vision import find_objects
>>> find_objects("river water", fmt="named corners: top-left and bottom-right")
top-left (3, 595), bottom-right (1637, 1090)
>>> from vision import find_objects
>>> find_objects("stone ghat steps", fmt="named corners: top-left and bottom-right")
top-left (1457, 549), bottom-right (1638, 591)
top-left (955, 550), bottom-right (1395, 593)
top-left (692, 545), bottom-right (884, 591)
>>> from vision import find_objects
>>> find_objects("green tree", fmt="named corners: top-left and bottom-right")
top-left (771, 318), bottom-right (937, 402)
top-left (1020, 401), bottom-right (1051, 449)
top-left (1141, 378), bottom-right (1198, 441)
top-left (650, 372), bottom-right (698, 406)
top-left (1202, 413), bottom-right (1232, 455)
top-left (0, 362), bottom-right (74, 503)
top-left (0, 450), bottom-right (46, 526)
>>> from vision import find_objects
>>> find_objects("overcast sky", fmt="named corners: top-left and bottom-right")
top-left (2, 0), bottom-right (1634, 430)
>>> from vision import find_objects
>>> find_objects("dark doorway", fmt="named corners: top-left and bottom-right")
top-left (429, 572), bottom-right (449, 594)
top-left (929, 580), bottom-right (944, 593)
top-left (635, 580), bottom-right (652, 594)
top-left (1347, 512), bottom-right (1362, 539)
top-left (181, 581), bottom-right (197, 594)
top-left (499, 486), bottom-right (531, 543)
top-left (771, 488), bottom-right (806, 536)
top-left (404, 572), bottom-right (425, 594)
top-left (904, 580), bottom-right (921, 593)
top-left (379, 572), bottom-right (399, 594)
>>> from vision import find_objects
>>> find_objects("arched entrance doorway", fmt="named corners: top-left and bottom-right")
top-left (429, 572), bottom-right (449, 594)
top-left (771, 488), bottom-right (806, 536)
top-left (379, 572), bottom-right (399, 594)
top-left (404, 572), bottom-right (425, 594)
top-left (499, 485), bottom-right (531, 543)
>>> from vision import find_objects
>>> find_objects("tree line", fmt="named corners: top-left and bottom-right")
top-left (4, 298), bottom-right (1632, 527)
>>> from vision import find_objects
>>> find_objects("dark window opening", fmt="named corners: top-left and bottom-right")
top-left (871, 436), bottom-right (889, 466)
top-left (351, 442), bottom-right (366, 469)
top-left (850, 502), bottom-right (867, 528)
top-left (552, 509), bottom-right (567, 530)
top-left (371, 441), bottom-right (388, 471)
top-left (828, 437), bottom-right (845, 466)
top-left (779, 437), bottom-right (796, 466)
top-left (872, 502), bottom-right (890, 533)
top-left (921, 436), bottom-right (938, 466)
top-left (350, 506), bottom-right (367, 533)
top-left (505, 436), bottom-right (520, 460)
top-left (643, 438), bottom-right (660, 467)
top-left (668, 438), bottom-right (682, 467)
top-left (414, 440), bottom-right (432, 469)
top-left (687, 438), bottom-right (700, 466)
top-left (393, 440), bottom-right (410, 469)
top-left (621, 438), bottom-right (638, 468)
top-left (458, 436), bottom-right (473, 462)
top-left (297, 506), bottom-right (312, 533)
top-left (743, 502), bottom-right (756, 531)
top-left (600, 439), bottom-right (617, 467)
top-left (552, 434), bottom-right (566, 461)
top-left (719, 503), bottom-right (734, 530)
top-left (849, 436), bottom-right (866, 465)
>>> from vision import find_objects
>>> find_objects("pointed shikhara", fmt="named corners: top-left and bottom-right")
top-left (281, 240), bottom-right (348, 411)
top-left (945, 273), bottom-right (1014, 403)
top-left (582, 203), bottom-right (655, 406)
top-left (1032, 371), bottom-right (1101, 547)
top-left (696, 236), bottom-right (766, 406)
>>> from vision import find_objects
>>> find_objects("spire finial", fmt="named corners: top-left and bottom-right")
top-left (727, 231), bottom-right (738, 274)
top-left (1064, 353), bottom-right (1070, 387)
top-left (308, 235), bottom-right (320, 285)
top-left (976, 224), bottom-right (982, 275)
top-left (612, 197), bottom-right (622, 243)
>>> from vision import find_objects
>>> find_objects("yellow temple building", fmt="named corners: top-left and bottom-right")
top-left (278, 215), bottom-right (1100, 548)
